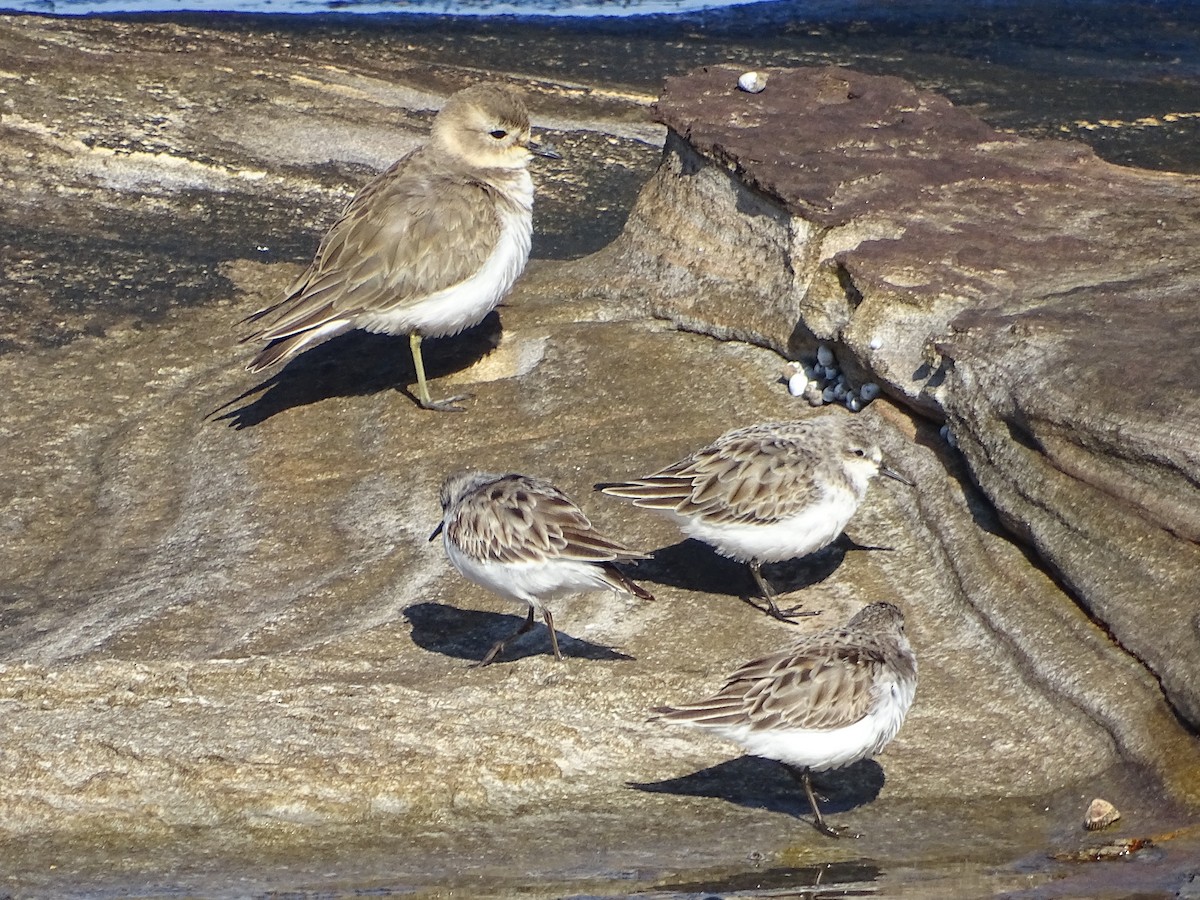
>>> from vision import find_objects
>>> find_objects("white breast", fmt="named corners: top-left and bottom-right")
top-left (444, 536), bottom-right (614, 612)
top-left (673, 487), bottom-right (861, 564)
top-left (361, 173), bottom-right (534, 339)
top-left (712, 671), bottom-right (916, 772)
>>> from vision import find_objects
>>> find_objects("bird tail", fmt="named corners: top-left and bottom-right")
top-left (244, 333), bottom-right (307, 372)
top-left (602, 563), bottom-right (654, 601)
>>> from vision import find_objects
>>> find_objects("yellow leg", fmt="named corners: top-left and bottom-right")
top-left (409, 332), bottom-right (432, 408)
top-left (408, 332), bottom-right (472, 413)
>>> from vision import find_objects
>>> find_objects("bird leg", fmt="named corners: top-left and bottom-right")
top-left (746, 560), bottom-right (819, 622)
top-left (475, 606), bottom-right (537, 667)
top-left (541, 607), bottom-right (563, 661)
top-left (409, 333), bottom-right (473, 412)
top-left (787, 767), bottom-right (858, 839)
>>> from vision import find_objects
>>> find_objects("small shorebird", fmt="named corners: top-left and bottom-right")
top-left (431, 470), bottom-right (653, 665)
top-left (241, 83), bottom-right (559, 411)
top-left (597, 414), bottom-right (912, 621)
top-left (652, 601), bottom-right (917, 837)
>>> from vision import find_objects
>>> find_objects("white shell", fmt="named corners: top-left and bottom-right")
top-left (860, 383), bottom-right (881, 401)
top-left (868, 336), bottom-right (883, 351)
top-left (738, 71), bottom-right (768, 94)
top-left (1084, 798), bottom-right (1121, 831)
top-left (787, 371), bottom-right (809, 397)
top-left (816, 344), bottom-right (835, 367)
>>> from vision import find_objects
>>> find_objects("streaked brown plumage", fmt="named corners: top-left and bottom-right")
top-left (653, 602), bottom-right (917, 837)
top-left (432, 471), bottom-right (652, 665)
top-left (598, 414), bottom-right (912, 621)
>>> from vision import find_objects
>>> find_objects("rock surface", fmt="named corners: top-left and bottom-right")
top-left (581, 63), bottom-right (1200, 732)
top-left (1, 17), bottom-right (1199, 899)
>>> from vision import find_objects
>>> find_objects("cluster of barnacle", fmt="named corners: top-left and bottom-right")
top-left (783, 344), bottom-right (881, 412)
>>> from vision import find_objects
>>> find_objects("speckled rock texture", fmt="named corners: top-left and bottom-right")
top-left (1, 20), bottom-right (1198, 898)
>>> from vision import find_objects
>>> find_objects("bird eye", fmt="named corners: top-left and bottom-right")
top-left (852, 448), bottom-right (867, 457)
top-left (489, 129), bottom-right (508, 140)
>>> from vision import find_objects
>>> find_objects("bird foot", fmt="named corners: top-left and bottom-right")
top-left (418, 392), bottom-right (474, 413)
top-left (469, 637), bottom-right (509, 668)
top-left (810, 819), bottom-right (861, 840)
top-left (768, 602), bottom-right (822, 623)
top-left (742, 595), bottom-right (821, 623)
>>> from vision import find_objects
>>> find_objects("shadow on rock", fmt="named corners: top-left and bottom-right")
top-left (403, 601), bottom-right (634, 665)
top-left (629, 756), bottom-right (884, 820)
top-left (633, 538), bottom-right (847, 599)
top-left (209, 312), bottom-right (502, 428)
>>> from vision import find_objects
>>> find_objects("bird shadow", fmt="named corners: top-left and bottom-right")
top-left (629, 755), bottom-right (885, 820)
top-left (208, 312), bottom-right (502, 429)
top-left (630, 538), bottom-right (849, 599)
top-left (403, 601), bottom-right (634, 665)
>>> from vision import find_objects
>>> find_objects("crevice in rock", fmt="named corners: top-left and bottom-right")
top-left (836, 261), bottom-right (864, 311)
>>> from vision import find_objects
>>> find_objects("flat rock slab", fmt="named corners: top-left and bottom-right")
top-left (585, 63), bottom-right (1200, 733)
top-left (1, 22), bottom-right (1199, 897)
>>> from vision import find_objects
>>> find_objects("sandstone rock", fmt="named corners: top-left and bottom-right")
top-left (584, 63), bottom-right (1200, 732)
top-left (1, 19), bottom-right (1199, 897)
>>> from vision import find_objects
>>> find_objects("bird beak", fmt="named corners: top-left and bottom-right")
top-left (528, 139), bottom-right (561, 160)
top-left (881, 464), bottom-right (914, 487)
top-left (429, 521), bottom-right (445, 542)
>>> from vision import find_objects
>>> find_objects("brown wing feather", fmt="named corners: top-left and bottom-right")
top-left (655, 630), bottom-right (887, 732)
top-left (450, 475), bottom-right (648, 566)
top-left (243, 148), bottom-right (502, 343)
top-left (601, 422), bottom-right (831, 525)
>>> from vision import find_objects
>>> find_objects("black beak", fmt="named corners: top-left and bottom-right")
top-left (429, 521), bottom-right (445, 542)
top-left (529, 139), bottom-right (562, 160)
top-left (881, 464), bottom-right (914, 487)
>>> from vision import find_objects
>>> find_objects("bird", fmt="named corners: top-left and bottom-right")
top-left (240, 83), bottom-right (560, 412)
top-left (597, 413), bottom-right (912, 622)
top-left (651, 601), bottom-right (917, 838)
top-left (431, 470), bottom-right (654, 666)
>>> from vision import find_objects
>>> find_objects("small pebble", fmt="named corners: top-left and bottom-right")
top-left (868, 336), bottom-right (883, 351)
top-left (816, 344), bottom-right (835, 367)
top-left (737, 71), bottom-right (768, 93)
top-left (860, 383), bottom-right (881, 401)
top-left (846, 395), bottom-right (862, 412)
top-left (822, 385), bottom-right (838, 404)
top-left (1084, 798), bottom-right (1121, 831)
top-left (802, 382), bottom-right (825, 407)
top-left (787, 371), bottom-right (809, 397)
